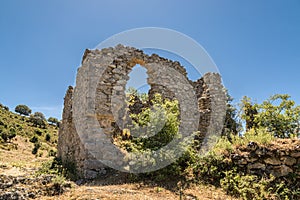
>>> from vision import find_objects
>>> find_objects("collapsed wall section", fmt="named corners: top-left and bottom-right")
top-left (58, 44), bottom-right (226, 179)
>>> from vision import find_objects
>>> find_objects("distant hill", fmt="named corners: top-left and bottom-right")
top-left (0, 103), bottom-right (58, 157)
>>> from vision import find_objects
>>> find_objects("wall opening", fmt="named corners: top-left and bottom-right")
top-left (126, 64), bottom-right (150, 95)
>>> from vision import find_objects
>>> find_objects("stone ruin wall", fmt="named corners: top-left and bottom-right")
top-left (230, 140), bottom-right (300, 178)
top-left (57, 45), bottom-right (226, 179)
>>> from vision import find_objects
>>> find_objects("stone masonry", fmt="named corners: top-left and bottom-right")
top-left (57, 45), bottom-right (227, 179)
top-left (230, 140), bottom-right (300, 178)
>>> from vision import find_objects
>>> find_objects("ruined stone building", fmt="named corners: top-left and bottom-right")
top-left (57, 45), bottom-right (226, 179)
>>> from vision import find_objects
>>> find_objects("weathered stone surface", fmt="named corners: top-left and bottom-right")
top-left (228, 140), bottom-right (300, 178)
top-left (291, 152), bottom-right (300, 158)
top-left (270, 165), bottom-right (293, 177)
top-left (57, 45), bottom-right (300, 180)
top-left (248, 163), bottom-right (266, 170)
top-left (255, 147), bottom-right (266, 156)
top-left (247, 141), bottom-right (258, 151)
top-left (0, 174), bottom-right (71, 199)
top-left (246, 156), bottom-right (258, 163)
top-left (57, 45), bottom-right (227, 178)
top-left (282, 156), bottom-right (297, 166)
top-left (264, 157), bottom-right (281, 165)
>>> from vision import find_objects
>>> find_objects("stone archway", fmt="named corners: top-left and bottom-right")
top-left (57, 44), bottom-right (226, 179)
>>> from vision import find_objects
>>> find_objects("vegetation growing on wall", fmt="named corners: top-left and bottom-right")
top-left (1, 91), bottom-right (299, 199)
top-left (117, 91), bottom-right (300, 199)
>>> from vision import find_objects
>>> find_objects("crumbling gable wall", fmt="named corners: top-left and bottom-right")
top-left (58, 45), bottom-right (226, 179)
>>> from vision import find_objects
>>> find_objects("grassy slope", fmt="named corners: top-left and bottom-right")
top-left (0, 105), bottom-right (239, 200)
top-left (0, 106), bottom-right (58, 169)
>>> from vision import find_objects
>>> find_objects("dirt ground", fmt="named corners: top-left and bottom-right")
top-left (0, 136), bottom-right (238, 200)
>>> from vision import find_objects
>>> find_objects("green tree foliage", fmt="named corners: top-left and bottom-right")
top-left (15, 104), bottom-right (32, 116)
top-left (117, 91), bottom-right (200, 178)
top-left (48, 117), bottom-right (59, 126)
top-left (45, 133), bottom-right (51, 141)
top-left (222, 91), bottom-right (241, 139)
top-left (29, 112), bottom-right (47, 128)
top-left (126, 87), bottom-right (148, 103)
top-left (29, 135), bottom-right (38, 143)
top-left (130, 93), bottom-right (180, 151)
top-left (241, 94), bottom-right (300, 138)
top-left (32, 142), bottom-right (41, 155)
top-left (0, 128), bottom-right (16, 142)
top-left (116, 93), bottom-right (180, 153)
top-left (240, 96), bottom-right (258, 131)
top-left (3, 106), bottom-right (9, 111)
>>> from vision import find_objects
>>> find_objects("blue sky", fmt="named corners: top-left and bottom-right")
top-left (0, 0), bottom-right (299, 119)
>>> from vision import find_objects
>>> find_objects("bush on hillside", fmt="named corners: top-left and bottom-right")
top-left (29, 112), bottom-right (47, 128)
top-left (240, 94), bottom-right (300, 138)
top-left (48, 117), bottom-right (59, 127)
top-left (15, 104), bottom-right (32, 116)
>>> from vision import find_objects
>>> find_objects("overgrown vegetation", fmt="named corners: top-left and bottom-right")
top-left (241, 94), bottom-right (300, 138)
top-left (15, 104), bottom-right (32, 116)
top-left (115, 90), bottom-right (300, 199)
top-left (1, 90), bottom-right (300, 199)
top-left (0, 103), bottom-right (58, 154)
top-left (114, 92), bottom-right (180, 152)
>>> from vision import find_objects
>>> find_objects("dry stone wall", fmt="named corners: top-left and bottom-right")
top-left (230, 140), bottom-right (300, 178)
top-left (58, 44), bottom-right (226, 179)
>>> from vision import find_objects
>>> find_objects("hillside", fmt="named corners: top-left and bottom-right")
top-left (0, 103), bottom-right (238, 200)
top-left (1, 101), bottom-right (299, 200)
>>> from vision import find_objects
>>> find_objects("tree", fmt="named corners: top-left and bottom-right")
top-left (222, 91), bottom-right (241, 139)
top-left (240, 94), bottom-right (300, 138)
top-left (240, 96), bottom-right (258, 131)
top-left (29, 112), bottom-right (46, 128)
top-left (116, 93), bottom-right (180, 151)
top-left (15, 104), bottom-right (32, 116)
top-left (48, 117), bottom-right (59, 126)
top-left (256, 94), bottom-right (300, 138)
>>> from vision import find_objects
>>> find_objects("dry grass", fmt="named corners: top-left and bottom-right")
top-left (0, 135), bottom-right (239, 200)
top-left (0, 107), bottom-right (240, 200)
top-left (41, 182), bottom-right (239, 200)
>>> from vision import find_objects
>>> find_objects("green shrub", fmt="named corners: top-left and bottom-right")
top-left (116, 93), bottom-right (180, 152)
top-left (189, 152), bottom-right (231, 186)
top-left (47, 117), bottom-right (59, 127)
top-left (36, 158), bottom-right (77, 180)
top-left (8, 128), bottom-right (16, 141)
top-left (45, 133), bottom-right (51, 141)
top-left (0, 122), bottom-right (7, 129)
top-left (220, 169), bottom-right (274, 199)
top-left (15, 124), bottom-right (23, 131)
top-left (0, 131), bottom-right (8, 142)
top-left (15, 104), bottom-right (32, 116)
top-left (48, 149), bottom-right (56, 157)
top-left (29, 112), bottom-right (47, 128)
top-left (213, 136), bottom-right (234, 154)
top-left (0, 128), bottom-right (16, 142)
top-left (0, 120), bottom-right (5, 126)
top-left (35, 129), bottom-right (43, 136)
top-left (213, 128), bottom-right (275, 154)
top-left (29, 136), bottom-right (38, 143)
top-left (32, 142), bottom-right (41, 154)
top-left (240, 94), bottom-right (300, 138)
top-left (3, 106), bottom-right (9, 111)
